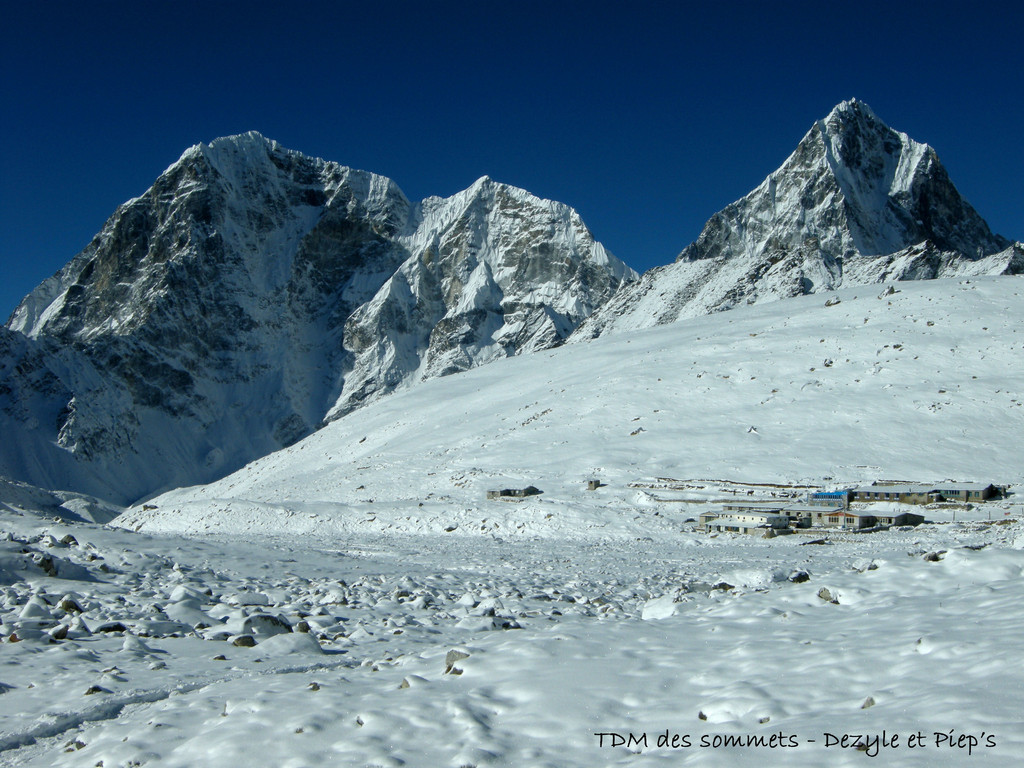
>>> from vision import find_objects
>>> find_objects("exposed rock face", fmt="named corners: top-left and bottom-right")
top-left (1, 133), bottom-right (634, 503)
top-left (575, 99), bottom-right (1021, 337)
top-left (331, 176), bottom-right (632, 417)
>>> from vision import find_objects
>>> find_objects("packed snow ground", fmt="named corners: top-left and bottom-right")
top-left (4, 276), bottom-right (1024, 767)
top-left (4, 504), bottom-right (1024, 767)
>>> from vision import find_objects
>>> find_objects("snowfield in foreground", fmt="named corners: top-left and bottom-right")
top-left (3, 276), bottom-right (1024, 767)
top-left (3, 507), bottom-right (1024, 767)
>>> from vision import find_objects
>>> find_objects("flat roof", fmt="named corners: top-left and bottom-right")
top-left (719, 510), bottom-right (789, 519)
top-left (721, 501), bottom-right (787, 511)
top-left (707, 517), bottom-right (781, 529)
top-left (855, 483), bottom-right (993, 494)
top-left (784, 503), bottom-right (843, 513)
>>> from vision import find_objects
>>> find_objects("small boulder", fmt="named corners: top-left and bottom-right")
top-left (255, 631), bottom-right (323, 656)
top-left (243, 613), bottom-right (292, 637)
top-left (399, 675), bottom-right (429, 689)
top-left (95, 622), bottom-right (128, 633)
top-left (58, 596), bottom-right (85, 614)
top-left (817, 587), bottom-right (839, 604)
top-left (444, 649), bottom-right (470, 675)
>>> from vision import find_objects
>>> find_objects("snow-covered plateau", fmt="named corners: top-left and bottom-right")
top-left (3, 276), bottom-right (1024, 767)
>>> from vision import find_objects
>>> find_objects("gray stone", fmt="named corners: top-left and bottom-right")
top-left (444, 649), bottom-right (470, 675)
top-left (817, 587), bottom-right (839, 604)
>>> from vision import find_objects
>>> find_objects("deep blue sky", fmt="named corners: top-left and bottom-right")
top-left (2, 1), bottom-right (1021, 320)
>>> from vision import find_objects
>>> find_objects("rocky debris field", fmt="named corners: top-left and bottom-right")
top-left (3, 497), bottom-right (1024, 767)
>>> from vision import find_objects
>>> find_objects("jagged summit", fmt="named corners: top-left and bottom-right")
top-left (679, 98), bottom-right (1008, 265)
top-left (575, 100), bottom-right (1020, 337)
top-left (169, 131), bottom-right (283, 174)
top-left (209, 129), bottom-right (276, 148)
top-left (1, 137), bottom-right (634, 503)
top-left (825, 97), bottom-right (876, 119)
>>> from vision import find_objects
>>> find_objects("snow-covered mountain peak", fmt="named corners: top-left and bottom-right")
top-left (166, 131), bottom-right (279, 177)
top-left (1, 136), bottom-right (632, 503)
top-left (574, 101), bottom-right (1019, 338)
top-left (823, 97), bottom-right (879, 123)
top-left (207, 129), bottom-right (277, 150)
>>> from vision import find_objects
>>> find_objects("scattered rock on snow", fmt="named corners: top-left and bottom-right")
top-left (58, 595), bottom-right (85, 614)
top-left (455, 616), bottom-right (498, 631)
top-left (641, 594), bottom-right (684, 620)
top-left (243, 613), bottom-right (293, 637)
top-left (444, 649), bottom-right (470, 674)
top-left (95, 622), bottom-right (128, 633)
top-left (817, 587), bottom-right (839, 604)
top-left (228, 591), bottom-right (271, 607)
top-left (399, 675), bottom-right (429, 689)
top-left (255, 631), bottom-right (323, 655)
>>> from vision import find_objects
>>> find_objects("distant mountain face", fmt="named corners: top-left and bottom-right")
top-left (1, 133), bottom-right (635, 503)
top-left (575, 99), bottom-right (1022, 337)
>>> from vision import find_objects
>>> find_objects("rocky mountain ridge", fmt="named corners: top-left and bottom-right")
top-left (1, 133), bottom-right (634, 503)
top-left (574, 99), bottom-right (1022, 337)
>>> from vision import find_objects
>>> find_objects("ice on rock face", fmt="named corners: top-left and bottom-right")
top-left (0, 135), bottom-right (634, 504)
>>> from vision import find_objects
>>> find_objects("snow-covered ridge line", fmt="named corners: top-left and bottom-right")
top-left (576, 99), bottom-right (1019, 338)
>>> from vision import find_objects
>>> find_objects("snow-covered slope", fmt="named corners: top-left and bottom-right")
top-left (1, 134), bottom-right (633, 503)
top-left (123, 276), bottom-right (1024, 537)
top-left (577, 100), bottom-right (1022, 337)
top-left (4, 278), bottom-right (1024, 768)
